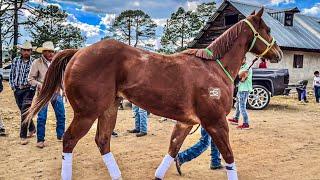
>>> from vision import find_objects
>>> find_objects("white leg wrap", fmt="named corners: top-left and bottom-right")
top-left (102, 152), bottom-right (122, 180)
top-left (61, 153), bottom-right (73, 180)
top-left (155, 154), bottom-right (174, 179)
top-left (226, 162), bottom-right (238, 180)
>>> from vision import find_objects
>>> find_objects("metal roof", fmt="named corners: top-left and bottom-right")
top-left (190, 0), bottom-right (320, 52)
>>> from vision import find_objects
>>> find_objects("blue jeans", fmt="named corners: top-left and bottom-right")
top-left (132, 104), bottom-right (148, 133)
top-left (177, 127), bottom-right (221, 167)
top-left (37, 94), bottom-right (65, 142)
top-left (234, 91), bottom-right (250, 124)
top-left (315, 86), bottom-right (320, 103)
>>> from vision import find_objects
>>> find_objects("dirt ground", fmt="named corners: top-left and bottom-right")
top-left (0, 81), bottom-right (319, 180)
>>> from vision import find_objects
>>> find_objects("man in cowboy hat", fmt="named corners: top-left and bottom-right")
top-left (28, 41), bottom-right (66, 148)
top-left (9, 41), bottom-right (36, 145)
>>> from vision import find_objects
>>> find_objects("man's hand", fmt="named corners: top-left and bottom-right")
top-left (37, 83), bottom-right (42, 91)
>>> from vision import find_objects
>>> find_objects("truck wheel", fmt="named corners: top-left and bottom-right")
top-left (247, 85), bottom-right (271, 110)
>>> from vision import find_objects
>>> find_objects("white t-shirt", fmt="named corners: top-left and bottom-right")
top-left (313, 76), bottom-right (320, 87)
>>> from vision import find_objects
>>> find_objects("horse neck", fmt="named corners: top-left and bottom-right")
top-left (220, 26), bottom-right (253, 80)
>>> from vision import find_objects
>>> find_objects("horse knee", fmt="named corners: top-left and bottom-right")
top-left (95, 136), bottom-right (110, 154)
top-left (62, 131), bottom-right (77, 153)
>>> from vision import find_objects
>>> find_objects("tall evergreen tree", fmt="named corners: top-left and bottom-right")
top-left (27, 5), bottom-right (85, 50)
top-left (159, 7), bottom-right (202, 54)
top-left (196, 2), bottom-right (216, 25)
top-left (160, 2), bottom-right (216, 54)
top-left (106, 10), bottom-right (157, 48)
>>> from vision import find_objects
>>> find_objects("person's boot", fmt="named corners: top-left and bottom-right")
top-left (127, 129), bottom-right (139, 133)
top-left (20, 138), bottom-right (29, 145)
top-left (227, 118), bottom-right (238, 125)
top-left (112, 131), bottom-right (118, 137)
top-left (36, 141), bottom-right (46, 148)
top-left (136, 132), bottom-right (147, 137)
top-left (0, 128), bottom-right (6, 136)
top-left (210, 164), bottom-right (224, 170)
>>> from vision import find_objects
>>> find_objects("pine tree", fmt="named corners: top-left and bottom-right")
top-left (159, 2), bottom-right (216, 54)
top-left (106, 10), bottom-right (157, 48)
top-left (27, 5), bottom-right (85, 50)
top-left (159, 7), bottom-right (202, 54)
top-left (196, 2), bottom-right (216, 26)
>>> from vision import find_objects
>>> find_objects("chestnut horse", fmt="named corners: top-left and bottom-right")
top-left (26, 8), bottom-right (282, 180)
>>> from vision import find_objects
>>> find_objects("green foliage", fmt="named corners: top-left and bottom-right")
top-left (159, 2), bottom-right (216, 54)
top-left (106, 10), bottom-right (157, 48)
top-left (28, 5), bottom-right (85, 50)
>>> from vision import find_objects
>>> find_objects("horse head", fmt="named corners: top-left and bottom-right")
top-left (245, 8), bottom-right (283, 63)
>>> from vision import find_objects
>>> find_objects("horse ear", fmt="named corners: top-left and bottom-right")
top-left (250, 10), bottom-right (256, 15)
top-left (256, 7), bottom-right (264, 18)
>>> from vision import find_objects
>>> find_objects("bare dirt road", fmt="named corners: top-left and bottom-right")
top-left (0, 82), bottom-right (319, 180)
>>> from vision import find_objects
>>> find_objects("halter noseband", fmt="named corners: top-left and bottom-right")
top-left (242, 19), bottom-right (276, 57)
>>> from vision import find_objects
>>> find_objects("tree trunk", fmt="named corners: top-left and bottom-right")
top-left (0, 20), bottom-right (3, 68)
top-left (128, 17), bottom-right (131, 46)
top-left (134, 17), bottom-right (139, 47)
top-left (12, 0), bottom-right (19, 60)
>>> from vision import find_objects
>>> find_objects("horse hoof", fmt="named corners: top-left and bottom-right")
top-left (154, 178), bottom-right (162, 180)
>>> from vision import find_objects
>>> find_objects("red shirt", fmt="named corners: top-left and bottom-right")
top-left (259, 61), bottom-right (267, 68)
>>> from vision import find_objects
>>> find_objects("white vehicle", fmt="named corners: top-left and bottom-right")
top-left (2, 64), bottom-right (11, 80)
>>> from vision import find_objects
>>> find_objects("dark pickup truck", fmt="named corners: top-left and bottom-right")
top-left (240, 68), bottom-right (289, 110)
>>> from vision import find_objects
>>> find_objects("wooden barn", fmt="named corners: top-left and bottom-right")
top-left (189, 0), bottom-right (320, 83)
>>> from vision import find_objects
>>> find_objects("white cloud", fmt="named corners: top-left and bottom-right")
top-left (302, 3), bottom-right (320, 16)
top-left (153, 18), bottom-right (167, 27)
top-left (29, 0), bottom-right (61, 8)
top-left (132, 1), bottom-right (140, 7)
top-left (270, 0), bottom-right (295, 6)
top-left (100, 13), bottom-right (116, 27)
top-left (68, 22), bottom-right (100, 37)
top-left (186, 1), bottom-right (199, 11)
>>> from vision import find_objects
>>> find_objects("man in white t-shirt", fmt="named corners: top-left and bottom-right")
top-left (313, 71), bottom-right (320, 103)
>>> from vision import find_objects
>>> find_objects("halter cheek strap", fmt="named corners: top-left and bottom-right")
top-left (242, 19), bottom-right (276, 57)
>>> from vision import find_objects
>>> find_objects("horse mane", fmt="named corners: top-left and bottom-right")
top-left (183, 20), bottom-right (244, 60)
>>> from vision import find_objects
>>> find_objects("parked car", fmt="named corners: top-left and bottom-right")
top-left (2, 64), bottom-right (11, 80)
top-left (234, 68), bottom-right (289, 110)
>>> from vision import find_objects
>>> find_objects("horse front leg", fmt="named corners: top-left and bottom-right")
top-left (203, 116), bottom-right (238, 180)
top-left (154, 122), bottom-right (193, 180)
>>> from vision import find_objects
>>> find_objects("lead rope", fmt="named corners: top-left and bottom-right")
top-left (189, 124), bottom-right (201, 135)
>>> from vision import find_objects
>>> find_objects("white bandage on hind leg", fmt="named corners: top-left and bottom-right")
top-left (226, 162), bottom-right (238, 180)
top-left (61, 153), bottom-right (73, 180)
top-left (102, 152), bottom-right (122, 180)
top-left (155, 154), bottom-right (174, 179)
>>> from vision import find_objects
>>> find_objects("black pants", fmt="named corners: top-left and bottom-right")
top-left (14, 88), bottom-right (36, 138)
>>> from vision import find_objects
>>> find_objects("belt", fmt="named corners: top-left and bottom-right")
top-left (15, 85), bottom-right (31, 90)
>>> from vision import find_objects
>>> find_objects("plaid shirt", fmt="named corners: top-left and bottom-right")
top-left (9, 56), bottom-right (33, 89)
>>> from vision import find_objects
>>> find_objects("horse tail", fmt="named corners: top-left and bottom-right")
top-left (24, 49), bottom-right (78, 124)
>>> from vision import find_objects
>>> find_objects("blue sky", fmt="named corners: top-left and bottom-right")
top-left (25, 0), bottom-right (320, 46)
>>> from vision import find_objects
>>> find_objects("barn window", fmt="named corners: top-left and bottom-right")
top-left (225, 14), bottom-right (239, 26)
top-left (293, 54), bottom-right (303, 68)
top-left (284, 13), bottom-right (293, 26)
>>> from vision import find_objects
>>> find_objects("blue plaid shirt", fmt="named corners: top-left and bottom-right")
top-left (9, 56), bottom-right (33, 89)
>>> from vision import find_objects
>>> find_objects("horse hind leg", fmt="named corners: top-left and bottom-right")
top-left (95, 98), bottom-right (122, 180)
top-left (61, 112), bottom-right (98, 180)
top-left (203, 116), bottom-right (238, 180)
top-left (155, 122), bottom-right (193, 179)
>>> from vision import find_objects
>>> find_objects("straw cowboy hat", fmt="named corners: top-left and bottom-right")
top-left (36, 41), bottom-right (55, 53)
top-left (18, 41), bottom-right (36, 50)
